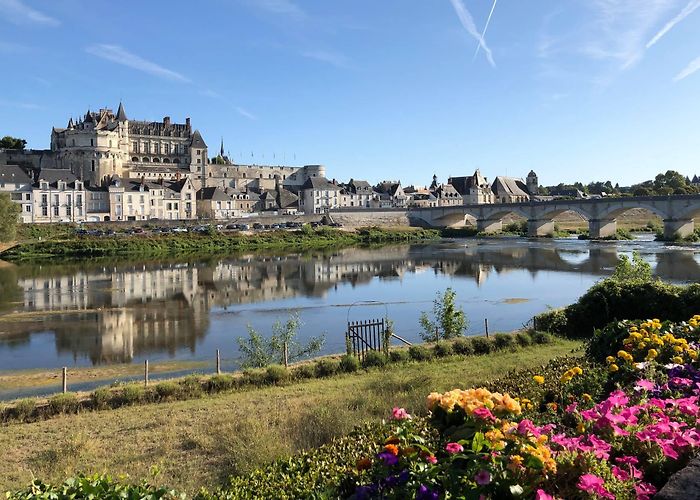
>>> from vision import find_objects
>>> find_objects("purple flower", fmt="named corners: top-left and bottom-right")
top-left (416, 485), bottom-right (439, 500)
top-left (355, 484), bottom-right (378, 500)
top-left (378, 451), bottom-right (399, 466)
top-left (474, 469), bottom-right (491, 486)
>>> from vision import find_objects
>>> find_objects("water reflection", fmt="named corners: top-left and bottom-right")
top-left (0, 238), bottom-right (699, 370)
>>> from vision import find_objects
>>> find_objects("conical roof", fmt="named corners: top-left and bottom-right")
top-left (190, 129), bottom-right (207, 148)
top-left (116, 102), bottom-right (127, 122)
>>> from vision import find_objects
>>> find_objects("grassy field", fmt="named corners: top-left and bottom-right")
top-left (0, 338), bottom-right (581, 494)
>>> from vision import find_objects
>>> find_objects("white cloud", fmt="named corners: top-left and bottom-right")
top-left (646, 0), bottom-right (700, 48)
top-left (301, 49), bottom-right (352, 69)
top-left (85, 44), bottom-right (190, 83)
top-left (0, 0), bottom-right (59, 26)
top-left (235, 107), bottom-right (257, 120)
top-left (255, 0), bottom-right (305, 19)
top-left (674, 54), bottom-right (700, 81)
top-left (448, 0), bottom-right (495, 67)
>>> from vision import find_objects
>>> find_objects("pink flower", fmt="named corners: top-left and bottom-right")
top-left (535, 490), bottom-right (555, 500)
top-left (472, 407), bottom-right (496, 422)
top-left (445, 442), bottom-right (464, 454)
top-left (612, 465), bottom-right (629, 481)
top-left (615, 456), bottom-right (639, 466)
top-left (425, 454), bottom-right (437, 464)
top-left (635, 379), bottom-right (656, 391)
top-left (474, 470), bottom-right (491, 486)
top-left (391, 407), bottom-right (411, 420)
top-left (577, 474), bottom-right (614, 499)
top-left (635, 482), bottom-right (657, 500)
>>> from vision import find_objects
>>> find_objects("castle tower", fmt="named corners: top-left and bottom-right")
top-left (526, 170), bottom-right (538, 195)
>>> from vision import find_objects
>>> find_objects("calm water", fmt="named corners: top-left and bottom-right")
top-left (1, 235), bottom-right (699, 374)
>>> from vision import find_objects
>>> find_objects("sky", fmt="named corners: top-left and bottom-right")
top-left (1, 0), bottom-right (700, 187)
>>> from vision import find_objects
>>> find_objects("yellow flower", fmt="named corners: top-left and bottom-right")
top-left (577, 422), bottom-right (586, 434)
top-left (533, 375), bottom-right (544, 384)
top-left (674, 345), bottom-right (684, 353)
top-left (646, 349), bottom-right (658, 360)
top-left (672, 356), bottom-right (684, 364)
top-left (689, 351), bottom-right (698, 360)
top-left (582, 393), bottom-right (592, 402)
top-left (606, 356), bottom-right (616, 364)
top-left (573, 367), bottom-right (583, 375)
top-left (609, 364), bottom-right (619, 373)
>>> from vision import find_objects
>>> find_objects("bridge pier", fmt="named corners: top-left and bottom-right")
top-left (589, 219), bottom-right (617, 239)
top-left (527, 219), bottom-right (554, 237)
top-left (663, 219), bottom-right (694, 240)
top-left (477, 219), bottom-right (502, 234)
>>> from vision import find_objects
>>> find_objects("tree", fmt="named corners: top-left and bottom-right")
top-left (419, 287), bottom-right (468, 342)
top-left (236, 311), bottom-right (325, 368)
top-left (609, 251), bottom-right (653, 283)
top-left (0, 136), bottom-right (26, 150)
top-left (0, 194), bottom-right (20, 242)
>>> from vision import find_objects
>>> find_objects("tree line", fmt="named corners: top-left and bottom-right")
top-left (539, 170), bottom-right (700, 197)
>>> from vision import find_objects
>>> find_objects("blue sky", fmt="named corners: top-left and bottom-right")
top-left (1, 0), bottom-right (699, 187)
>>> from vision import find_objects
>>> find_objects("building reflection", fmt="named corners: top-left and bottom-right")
top-left (1, 241), bottom-right (699, 365)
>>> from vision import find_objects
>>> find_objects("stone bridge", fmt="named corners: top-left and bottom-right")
top-left (408, 195), bottom-right (700, 238)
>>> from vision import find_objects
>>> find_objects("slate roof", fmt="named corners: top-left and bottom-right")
top-left (301, 176), bottom-right (342, 190)
top-left (491, 176), bottom-right (531, 198)
top-left (375, 181), bottom-right (402, 196)
top-left (0, 165), bottom-right (33, 185)
top-left (449, 170), bottom-right (489, 196)
top-left (190, 130), bottom-right (207, 149)
top-left (198, 187), bottom-right (231, 201)
top-left (116, 102), bottom-right (128, 122)
top-left (35, 169), bottom-right (80, 188)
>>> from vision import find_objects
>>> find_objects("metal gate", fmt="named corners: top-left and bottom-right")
top-left (346, 318), bottom-right (386, 362)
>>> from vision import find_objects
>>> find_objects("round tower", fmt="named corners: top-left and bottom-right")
top-left (526, 170), bottom-right (538, 195)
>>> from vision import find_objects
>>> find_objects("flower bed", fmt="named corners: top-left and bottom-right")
top-left (346, 316), bottom-right (700, 499)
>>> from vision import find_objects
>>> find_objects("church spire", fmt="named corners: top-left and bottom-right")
top-left (116, 101), bottom-right (127, 122)
top-left (220, 137), bottom-right (225, 157)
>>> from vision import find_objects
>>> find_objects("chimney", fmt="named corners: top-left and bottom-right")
top-left (140, 175), bottom-right (145, 185)
top-left (185, 117), bottom-right (191, 128)
top-left (176, 172), bottom-right (181, 181)
top-left (163, 116), bottom-right (171, 127)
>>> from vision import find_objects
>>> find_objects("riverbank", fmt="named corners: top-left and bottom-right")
top-left (0, 337), bottom-right (580, 494)
top-left (0, 226), bottom-right (440, 262)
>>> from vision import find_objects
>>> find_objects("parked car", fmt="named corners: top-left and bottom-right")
top-left (239, 224), bottom-right (250, 231)
top-left (253, 223), bottom-right (263, 230)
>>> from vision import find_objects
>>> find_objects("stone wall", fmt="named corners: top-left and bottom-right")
top-left (329, 209), bottom-right (411, 228)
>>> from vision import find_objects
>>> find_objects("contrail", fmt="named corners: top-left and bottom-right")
top-left (449, 0), bottom-right (495, 67)
top-left (647, 0), bottom-right (700, 49)
top-left (473, 0), bottom-right (498, 61)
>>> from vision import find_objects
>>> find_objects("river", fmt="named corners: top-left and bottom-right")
top-left (0, 235), bottom-right (698, 377)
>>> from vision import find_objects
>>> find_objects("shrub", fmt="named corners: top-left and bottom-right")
top-left (408, 345), bottom-right (433, 361)
top-left (154, 381), bottom-right (180, 401)
top-left (241, 368), bottom-right (267, 386)
top-left (91, 388), bottom-right (112, 410)
top-left (534, 308), bottom-right (568, 335)
top-left (471, 336), bottom-right (493, 354)
top-left (120, 384), bottom-right (146, 405)
top-left (178, 375), bottom-right (205, 398)
top-left (493, 333), bottom-right (516, 351)
top-left (515, 332), bottom-right (532, 347)
top-left (206, 374), bottom-right (237, 393)
top-left (389, 349), bottom-right (410, 363)
top-left (451, 337), bottom-right (474, 355)
top-left (419, 288), bottom-right (468, 342)
top-left (339, 354), bottom-right (360, 373)
top-left (265, 364), bottom-right (290, 385)
top-left (433, 342), bottom-right (453, 357)
top-left (315, 359), bottom-right (341, 378)
top-left (362, 351), bottom-right (388, 369)
top-left (13, 398), bottom-right (36, 421)
top-left (530, 331), bottom-right (554, 344)
top-left (293, 364), bottom-right (316, 380)
top-left (48, 392), bottom-right (79, 414)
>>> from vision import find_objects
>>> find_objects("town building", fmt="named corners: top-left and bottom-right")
top-left (448, 170), bottom-right (495, 204)
top-left (298, 176), bottom-right (342, 214)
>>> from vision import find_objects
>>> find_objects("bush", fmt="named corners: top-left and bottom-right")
top-left (242, 369), bottom-right (267, 386)
top-left (433, 342), bottom-right (454, 357)
top-left (534, 308), bottom-right (568, 335)
top-left (293, 364), bottom-right (316, 380)
top-left (91, 388), bottom-right (112, 410)
top-left (389, 349), bottom-right (410, 363)
top-left (493, 333), bottom-right (516, 351)
top-left (339, 354), bottom-right (360, 373)
top-left (362, 351), bottom-right (388, 369)
top-left (265, 364), bottom-right (290, 385)
top-left (206, 374), bottom-right (237, 393)
top-left (515, 332), bottom-right (532, 347)
top-left (471, 337), bottom-right (493, 355)
top-left (13, 398), bottom-right (36, 421)
top-left (154, 381), bottom-right (180, 401)
top-left (530, 331), bottom-right (554, 344)
top-left (119, 384), bottom-right (146, 405)
top-left (178, 375), bottom-right (204, 398)
top-left (408, 345), bottom-right (433, 361)
top-left (451, 337), bottom-right (474, 355)
top-left (315, 358), bottom-right (341, 378)
top-left (48, 392), bottom-right (80, 414)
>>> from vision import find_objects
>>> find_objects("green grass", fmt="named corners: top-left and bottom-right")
top-left (1, 227), bottom-right (439, 262)
top-left (0, 338), bottom-right (580, 494)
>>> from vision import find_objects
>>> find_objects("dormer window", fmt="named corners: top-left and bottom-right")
top-left (40, 181), bottom-right (48, 190)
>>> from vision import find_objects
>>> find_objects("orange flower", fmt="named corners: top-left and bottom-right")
top-left (356, 457), bottom-right (372, 471)
top-left (384, 444), bottom-right (400, 456)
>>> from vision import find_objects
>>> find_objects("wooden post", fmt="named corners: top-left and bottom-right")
top-left (283, 341), bottom-right (289, 368)
top-left (216, 349), bottom-right (221, 375)
top-left (144, 360), bottom-right (149, 387)
top-left (435, 326), bottom-right (440, 344)
top-left (485, 318), bottom-right (489, 338)
top-left (62, 367), bottom-right (67, 394)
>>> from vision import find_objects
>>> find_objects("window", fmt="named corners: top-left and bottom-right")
top-left (10, 193), bottom-right (21, 201)
top-left (132, 142), bottom-right (139, 153)
top-left (174, 203), bottom-right (179, 210)
top-left (25, 205), bottom-right (31, 212)
top-left (91, 160), bottom-right (95, 172)
top-left (41, 194), bottom-right (47, 205)
top-left (154, 143), bottom-right (160, 154)
top-left (42, 206), bottom-right (48, 216)
top-left (140, 195), bottom-right (144, 203)
top-left (90, 139), bottom-right (94, 146)
top-left (127, 195), bottom-right (132, 203)
top-left (53, 205), bottom-right (59, 216)
top-left (77, 195), bottom-right (82, 206)
top-left (164, 143), bottom-right (170, 154)
top-left (144, 142), bottom-right (150, 154)
top-left (53, 194), bottom-right (59, 206)
top-left (25, 193), bottom-right (30, 201)
top-left (186, 193), bottom-right (191, 200)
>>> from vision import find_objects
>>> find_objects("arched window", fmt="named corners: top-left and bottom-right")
top-left (152, 158), bottom-right (160, 163)
top-left (173, 158), bottom-right (180, 164)
top-left (132, 157), bottom-right (139, 162)
top-left (163, 158), bottom-right (170, 164)
top-left (142, 157), bottom-right (150, 162)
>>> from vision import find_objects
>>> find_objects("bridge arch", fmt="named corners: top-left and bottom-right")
top-left (595, 203), bottom-right (669, 221)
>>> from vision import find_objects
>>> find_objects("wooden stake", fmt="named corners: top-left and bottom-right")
top-left (62, 367), bottom-right (67, 394)
top-left (485, 318), bottom-right (489, 338)
top-left (144, 360), bottom-right (149, 387)
top-left (216, 349), bottom-right (221, 375)
top-left (283, 341), bottom-right (289, 368)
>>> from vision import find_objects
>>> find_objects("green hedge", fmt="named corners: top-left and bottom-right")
top-left (534, 281), bottom-right (700, 338)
